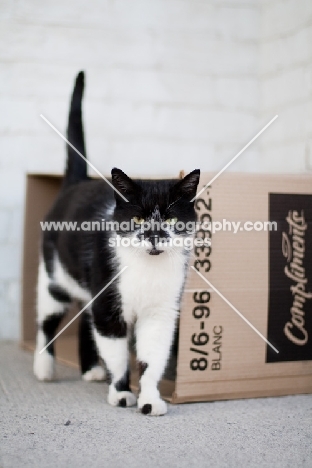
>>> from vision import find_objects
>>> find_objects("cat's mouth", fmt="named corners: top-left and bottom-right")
top-left (148, 247), bottom-right (164, 255)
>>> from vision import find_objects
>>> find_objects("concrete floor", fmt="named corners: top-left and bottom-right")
top-left (1, 342), bottom-right (312, 468)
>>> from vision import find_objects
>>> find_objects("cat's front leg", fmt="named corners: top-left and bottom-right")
top-left (92, 329), bottom-right (137, 407)
top-left (135, 308), bottom-right (178, 416)
top-left (91, 295), bottom-right (137, 408)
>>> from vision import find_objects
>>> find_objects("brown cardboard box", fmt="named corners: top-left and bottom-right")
top-left (22, 173), bottom-right (312, 403)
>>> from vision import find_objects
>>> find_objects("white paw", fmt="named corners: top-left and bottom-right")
top-left (82, 365), bottom-right (106, 382)
top-left (138, 395), bottom-right (167, 416)
top-left (33, 351), bottom-right (55, 381)
top-left (108, 387), bottom-right (137, 407)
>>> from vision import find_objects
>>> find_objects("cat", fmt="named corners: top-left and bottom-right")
top-left (33, 71), bottom-right (200, 416)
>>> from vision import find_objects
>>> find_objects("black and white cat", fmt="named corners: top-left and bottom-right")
top-left (33, 72), bottom-right (200, 415)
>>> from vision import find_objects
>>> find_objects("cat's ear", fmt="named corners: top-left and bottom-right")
top-left (170, 169), bottom-right (200, 201)
top-left (111, 168), bottom-right (140, 201)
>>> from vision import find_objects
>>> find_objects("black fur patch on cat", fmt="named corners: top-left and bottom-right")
top-left (118, 398), bottom-right (127, 407)
top-left (137, 361), bottom-right (148, 378)
top-left (79, 312), bottom-right (100, 375)
top-left (106, 370), bottom-right (112, 386)
top-left (141, 404), bottom-right (152, 415)
top-left (92, 295), bottom-right (128, 338)
top-left (48, 284), bottom-right (71, 303)
top-left (115, 370), bottom-right (131, 392)
top-left (64, 70), bottom-right (88, 188)
top-left (42, 313), bottom-right (66, 355)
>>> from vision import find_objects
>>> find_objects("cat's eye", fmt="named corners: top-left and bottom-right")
top-left (133, 216), bottom-right (144, 224)
top-left (166, 217), bottom-right (178, 225)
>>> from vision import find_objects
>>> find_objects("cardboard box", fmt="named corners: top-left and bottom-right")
top-left (22, 173), bottom-right (312, 403)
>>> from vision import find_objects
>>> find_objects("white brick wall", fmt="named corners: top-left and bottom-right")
top-left (259, 0), bottom-right (312, 173)
top-left (1, 0), bottom-right (311, 338)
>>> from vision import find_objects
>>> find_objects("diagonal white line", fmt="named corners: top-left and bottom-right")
top-left (39, 266), bottom-right (128, 354)
top-left (40, 114), bottom-right (129, 203)
top-left (191, 114), bottom-right (278, 201)
top-left (191, 266), bottom-right (279, 353)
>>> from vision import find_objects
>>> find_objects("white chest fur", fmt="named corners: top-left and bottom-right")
top-left (116, 246), bottom-right (187, 323)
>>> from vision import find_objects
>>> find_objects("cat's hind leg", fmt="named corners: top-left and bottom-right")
top-left (33, 260), bottom-right (70, 381)
top-left (79, 311), bottom-right (106, 381)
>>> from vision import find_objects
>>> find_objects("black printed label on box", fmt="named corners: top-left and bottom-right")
top-left (266, 193), bottom-right (312, 362)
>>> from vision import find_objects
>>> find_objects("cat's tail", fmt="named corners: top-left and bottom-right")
top-left (63, 71), bottom-right (88, 188)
